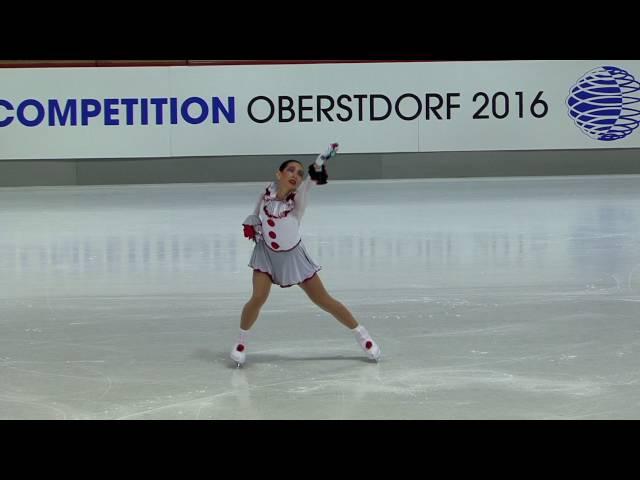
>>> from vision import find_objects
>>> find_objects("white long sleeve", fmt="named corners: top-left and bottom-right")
top-left (250, 190), bottom-right (262, 217)
top-left (292, 175), bottom-right (314, 219)
top-left (243, 191), bottom-right (264, 226)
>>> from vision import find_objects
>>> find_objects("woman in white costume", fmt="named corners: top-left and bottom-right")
top-left (230, 143), bottom-right (382, 367)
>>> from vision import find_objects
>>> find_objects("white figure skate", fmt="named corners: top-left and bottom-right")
top-left (353, 326), bottom-right (381, 362)
top-left (230, 343), bottom-right (246, 368)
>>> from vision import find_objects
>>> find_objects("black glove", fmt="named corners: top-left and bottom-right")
top-left (308, 163), bottom-right (328, 185)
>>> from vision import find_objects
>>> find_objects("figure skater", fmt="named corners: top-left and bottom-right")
top-left (230, 143), bottom-right (382, 367)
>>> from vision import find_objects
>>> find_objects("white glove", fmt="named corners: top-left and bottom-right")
top-left (314, 142), bottom-right (339, 169)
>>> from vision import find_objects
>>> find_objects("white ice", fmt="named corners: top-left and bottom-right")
top-left (1, 175), bottom-right (640, 419)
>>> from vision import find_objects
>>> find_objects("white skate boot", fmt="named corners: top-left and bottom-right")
top-left (352, 325), bottom-right (381, 362)
top-left (230, 343), bottom-right (246, 367)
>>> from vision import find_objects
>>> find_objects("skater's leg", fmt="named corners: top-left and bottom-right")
top-left (231, 271), bottom-right (272, 366)
top-left (240, 271), bottom-right (272, 330)
top-left (299, 274), bottom-right (381, 361)
top-left (298, 274), bottom-right (358, 329)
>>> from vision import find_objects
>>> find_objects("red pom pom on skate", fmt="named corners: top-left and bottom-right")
top-left (365, 341), bottom-right (373, 350)
top-left (236, 344), bottom-right (245, 352)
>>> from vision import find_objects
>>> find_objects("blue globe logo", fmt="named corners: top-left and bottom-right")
top-left (566, 65), bottom-right (640, 141)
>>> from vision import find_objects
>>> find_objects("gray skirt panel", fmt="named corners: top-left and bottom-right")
top-left (249, 240), bottom-right (321, 288)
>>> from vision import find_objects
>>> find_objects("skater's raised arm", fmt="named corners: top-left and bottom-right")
top-left (294, 143), bottom-right (338, 218)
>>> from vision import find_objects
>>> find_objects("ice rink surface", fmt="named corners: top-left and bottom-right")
top-left (1, 175), bottom-right (639, 419)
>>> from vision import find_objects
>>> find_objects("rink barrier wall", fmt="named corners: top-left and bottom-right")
top-left (1, 149), bottom-right (639, 186)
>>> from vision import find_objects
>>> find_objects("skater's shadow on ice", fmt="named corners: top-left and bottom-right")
top-left (192, 348), bottom-right (372, 366)
top-left (245, 353), bottom-right (372, 364)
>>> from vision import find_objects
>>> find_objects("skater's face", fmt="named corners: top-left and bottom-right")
top-left (277, 161), bottom-right (304, 190)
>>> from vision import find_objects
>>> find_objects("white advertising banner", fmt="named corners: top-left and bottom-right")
top-left (0, 60), bottom-right (639, 160)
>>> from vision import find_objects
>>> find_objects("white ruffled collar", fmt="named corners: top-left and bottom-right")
top-left (262, 182), bottom-right (296, 218)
